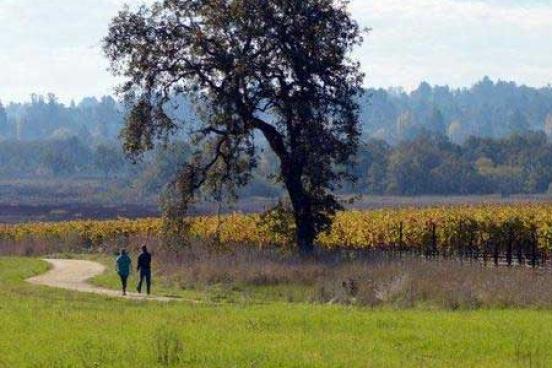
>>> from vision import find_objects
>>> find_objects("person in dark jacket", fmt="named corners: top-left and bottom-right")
top-left (136, 245), bottom-right (152, 295)
top-left (116, 249), bottom-right (132, 296)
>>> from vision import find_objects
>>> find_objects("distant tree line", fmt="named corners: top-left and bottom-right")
top-left (0, 94), bottom-right (123, 142)
top-left (0, 137), bottom-right (188, 193)
top-left (1, 78), bottom-right (551, 145)
top-left (363, 77), bottom-right (552, 144)
top-left (352, 132), bottom-right (552, 196)
top-left (2, 131), bottom-right (552, 197)
top-left (1, 77), bottom-right (552, 198)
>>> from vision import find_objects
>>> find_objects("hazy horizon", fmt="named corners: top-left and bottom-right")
top-left (1, 0), bottom-right (551, 104)
top-left (1, 76), bottom-right (551, 106)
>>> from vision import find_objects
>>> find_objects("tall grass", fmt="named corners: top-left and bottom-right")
top-left (150, 242), bottom-right (552, 309)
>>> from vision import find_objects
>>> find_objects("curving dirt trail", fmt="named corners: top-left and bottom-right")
top-left (27, 259), bottom-right (177, 302)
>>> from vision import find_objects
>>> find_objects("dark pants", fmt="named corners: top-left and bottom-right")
top-left (137, 269), bottom-right (151, 294)
top-left (118, 273), bottom-right (129, 294)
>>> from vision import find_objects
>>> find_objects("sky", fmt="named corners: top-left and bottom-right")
top-left (0, 0), bottom-right (551, 104)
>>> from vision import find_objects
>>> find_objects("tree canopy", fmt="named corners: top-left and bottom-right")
top-left (104, 0), bottom-right (365, 254)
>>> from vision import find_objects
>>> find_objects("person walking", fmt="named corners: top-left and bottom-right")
top-left (136, 245), bottom-right (152, 295)
top-left (116, 249), bottom-right (132, 296)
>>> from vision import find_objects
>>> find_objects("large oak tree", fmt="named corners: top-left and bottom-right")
top-left (104, 0), bottom-right (364, 254)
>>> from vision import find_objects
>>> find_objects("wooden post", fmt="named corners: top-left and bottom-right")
top-left (506, 229), bottom-right (513, 267)
top-left (493, 240), bottom-right (499, 267)
top-left (531, 231), bottom-right (537, 268)
top-left (516, 239), bottom-right (523, 266)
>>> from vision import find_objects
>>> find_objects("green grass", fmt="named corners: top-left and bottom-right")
top-left (2, 257), bottom-right (552, 367)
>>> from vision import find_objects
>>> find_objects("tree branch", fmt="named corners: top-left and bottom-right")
top-left (250, 117), bottom-right (288, 162)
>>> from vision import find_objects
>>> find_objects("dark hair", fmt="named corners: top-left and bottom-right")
top-left (120, 249), bottom-right (127, 255)
top-left (141, 245), bottom-right (148, 253)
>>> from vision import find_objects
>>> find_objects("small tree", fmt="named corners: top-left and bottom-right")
top-left (104, 0), bottom-right (365, 254)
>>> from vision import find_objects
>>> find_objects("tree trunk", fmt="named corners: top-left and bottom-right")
top-left (295, 209), bottom-right (316, 256)
top-left (255, 120), bottom-right (316, 256)
top-left (284, 171), bottom-right (316, 256)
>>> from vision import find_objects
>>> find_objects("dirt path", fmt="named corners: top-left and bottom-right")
top-left (27, 259), bottom-right (178, 302)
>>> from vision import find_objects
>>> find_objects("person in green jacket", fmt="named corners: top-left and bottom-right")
top-left (116, 249), bottom-right (132, 296)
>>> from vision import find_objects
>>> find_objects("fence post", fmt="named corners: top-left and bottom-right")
top-left (506, 229), bottom-right (513, 267)
top-left (516, 240), bottom-right (522, 266)
top-left (531, 231), bottom-right (538, 268)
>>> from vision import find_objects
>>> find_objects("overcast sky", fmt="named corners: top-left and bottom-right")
top-left (0, 0), bottom-right (551, 103)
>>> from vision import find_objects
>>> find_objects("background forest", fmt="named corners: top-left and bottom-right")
top-left (1, 77), bottom-right (552, 199)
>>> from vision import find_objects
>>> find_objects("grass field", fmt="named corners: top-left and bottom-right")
top-left (2, 257), bottom-right (552, 367)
